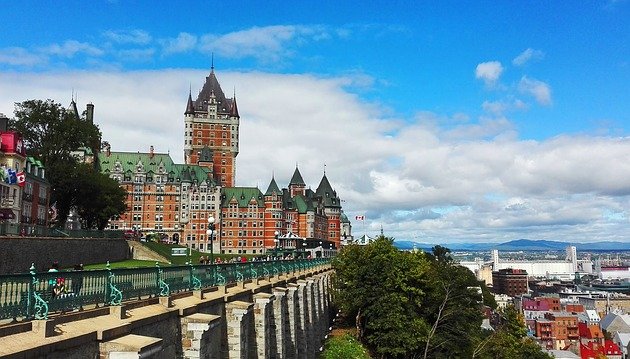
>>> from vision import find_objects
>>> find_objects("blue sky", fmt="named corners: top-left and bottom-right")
top-left (1, 1), bottom-right (629, 244)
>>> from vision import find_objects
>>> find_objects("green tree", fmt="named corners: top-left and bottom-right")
top-left (474, 306), bottom-right (551, 359)
top-left (10, 99), bottom-right (126, 228)
top-left (74, 164), bottom-right (127, 230)
top-left (332, 237), bottom-right (430, 357)
top-left (420, 246), bottom-right (485, 358)
top-left (10, 99), bottom-right (101, 166)
top-left (333, 241), bottom-right (550, 359)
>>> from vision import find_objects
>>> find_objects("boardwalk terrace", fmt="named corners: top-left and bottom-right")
top-left (0, 259), bottom-right (332, 358)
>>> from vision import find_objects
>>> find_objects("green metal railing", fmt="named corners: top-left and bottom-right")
top-left (0, 258), bottom-right (329, 321)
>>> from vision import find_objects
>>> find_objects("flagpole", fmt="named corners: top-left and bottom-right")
top-left (363, 214), bottom-right (366, 239)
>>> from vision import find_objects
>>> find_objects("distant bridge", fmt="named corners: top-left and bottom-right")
top-left (0, 259), bottom-right (332, 358)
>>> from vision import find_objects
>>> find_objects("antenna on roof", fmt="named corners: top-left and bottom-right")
top-left (211, 53), bottom-right (214, 71)
top-left (324, 163), bottom-right (326, 175)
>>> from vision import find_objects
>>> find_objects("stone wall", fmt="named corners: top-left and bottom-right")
top-left (0, 237), bottom-right (131, 274)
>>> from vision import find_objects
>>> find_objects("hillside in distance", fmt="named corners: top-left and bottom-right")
top-left (393, 239), bottom-right (630, 251)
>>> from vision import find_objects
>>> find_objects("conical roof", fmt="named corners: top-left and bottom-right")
top-left (289, 167), bottom-right (305, 186)
top-left (230, 93), bottom-right (240, 118)
top-left (265, 176), bottom-right (281, 196)
top-left (195, 68), bottom-right (232, 113)
top-left (185, 91), bottom-right (195, 114)
top-left (316, 173), bottom-right (341, 207)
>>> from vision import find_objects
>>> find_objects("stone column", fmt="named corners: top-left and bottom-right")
top-left (315, 275), bottom-right (326, 345)
top-left (253, 292), bottom-right (275, 359)
top-left (225, 300), bottom-right (254, 359)
top-left (181, 313), bottom-right (222, 359)
top-left (305, 278), bottom-right (316, 358)
top-left (271, 287), bottom-right (288, 359)
top-left (285, 284), bottom-right (299, 359)
top-left (296, 280), bottom-right (310, 358)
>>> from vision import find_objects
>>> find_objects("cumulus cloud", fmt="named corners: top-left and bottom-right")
top-left (42, 40), bottom-right (104, 58)
top-left (103, 29), bottom-right (152, 45)
top-left (0, 47), bottom-right (45, 66)
top-left (199, 25), bottom-right (330, 62)
top-left (1, 69), bottom-right (628, 244)
top-left (518, 76), bottom-right (552, 105)
top-left (162, 32), bottom-right (197, 54)
top-left (482, 99), bottom-right (528, 115)
top-left (512, 48), bottom-right (545, 66)
top-left (475, 61), bottom-right (504, 86)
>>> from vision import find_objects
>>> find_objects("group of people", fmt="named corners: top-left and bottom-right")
top-left (47, 262), bottom-right (83, 298)
top-left (198, 254), bottom-right (313, 265)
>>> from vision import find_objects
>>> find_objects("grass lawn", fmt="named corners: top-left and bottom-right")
top-left (83, 242), bottom-right (267, 270)
top-left (84, 259), bottom-right (165, 270)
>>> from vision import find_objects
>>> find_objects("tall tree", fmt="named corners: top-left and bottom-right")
top-left (332, 240), bottom-right (551, 359)
top-left (10, 99), bottom-right (101, 165)
top-left (10, 99), bottom-right (125, 228)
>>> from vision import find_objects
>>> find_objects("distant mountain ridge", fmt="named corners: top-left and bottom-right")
top-left (393, 239), bottom-right (630, 251)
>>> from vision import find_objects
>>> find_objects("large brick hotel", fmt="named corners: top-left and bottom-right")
top-left (100, 67), bottom-right (351, 255)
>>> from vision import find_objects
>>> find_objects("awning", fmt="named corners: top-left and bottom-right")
top-left (0, 208), bottom-right (16, 220)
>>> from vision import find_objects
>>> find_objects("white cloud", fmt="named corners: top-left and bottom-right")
top-left (512, 48), bottom-right (545, 66)
top-left (1, 69), bottom-right (629, 244)
top-left (0, 47), bottom-right (45, 66)
top-left (162, 32), bottom-right (198, 54)
top-left (518, 76), bottom-right (552, 105)
top-left (199, 25), bottom-right (329, 62)
top-left (475, 61), bottom-right (504, 86)
top-left (103, 29), bottom-right (152, 45)
top-left (42, 40), bottom-right (104, 58)
top-left (482, 99), bottom-right (528, 115)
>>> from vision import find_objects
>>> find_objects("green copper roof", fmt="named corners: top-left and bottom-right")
top-left (98, 151), bottom-right (213, 184)
top-left (293, 195), bottom-right (309, 214)
top-left (221, 187), bottom-right (264, 208)
top-left (340, 211), bottom-right (350, 223)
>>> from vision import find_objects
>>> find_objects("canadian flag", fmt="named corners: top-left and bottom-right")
top-left (355, 215), bottom-right (365, 221)
top-left (16, 171), bottom-right (26, 187)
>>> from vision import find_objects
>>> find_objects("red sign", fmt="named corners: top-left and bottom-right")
top-left (0, 132), bottom-right (27, 156)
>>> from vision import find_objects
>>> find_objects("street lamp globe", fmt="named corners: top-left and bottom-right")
top-left (208, 216), bottom-right (215, 224)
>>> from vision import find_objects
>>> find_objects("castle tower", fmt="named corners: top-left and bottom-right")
top-left (184, 66), bottom-right (240, 187)
top-left (315, 172), bottom-right (342, 247)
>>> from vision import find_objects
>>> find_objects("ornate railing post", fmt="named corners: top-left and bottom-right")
top-left (215, 264), bottom-right (226, 286)
top-left (156, 262), bottom-right (170, 297)
top-left (28, 263), bottom-right (48, 320)
top-left (235, 264), bottom-right (244, 282)
top-left (189, 262), bottom-right (201, 291)
top-left (106, 261), bottom-right (123, 306)
top-left (250, 263), bottom-right (257, 280)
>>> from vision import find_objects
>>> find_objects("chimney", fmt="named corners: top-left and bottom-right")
top-left (86, 103), bottom-right (94, 123)
top-left (0, 113), bottom-right (8, 132)
top-left (149, 145), bottom-right (154, 158)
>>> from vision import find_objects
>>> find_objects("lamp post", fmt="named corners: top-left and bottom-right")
top-left (274, 231), bottom-right (279, 258)
top-left (206, 216), bottom-right (215, 264)
top-left (319, 241), bottom-right (323, 258)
